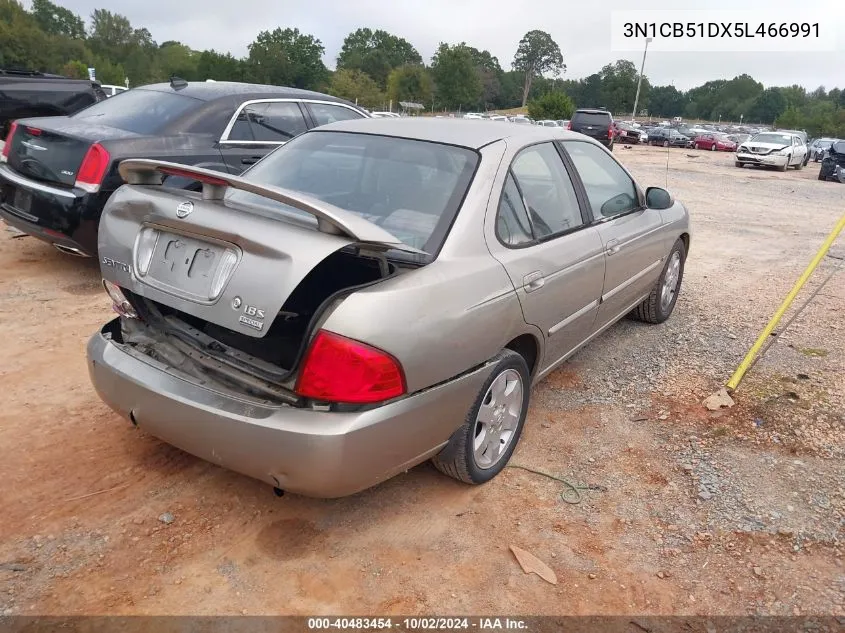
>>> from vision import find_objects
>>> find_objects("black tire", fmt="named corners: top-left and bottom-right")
top-left (663, 140), bottom-right (669, 147)
top-left (631, 238), bottom-right (686, 324)
top-left (795, 160), bottom-right (804, 171)
top-left (431, 349), bottom-right (530, 485)
top-left (778, 159), bottom-right (789, 172)
top-left (735, 161), bottom-right (743, 168)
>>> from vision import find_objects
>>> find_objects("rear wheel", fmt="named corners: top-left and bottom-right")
top-left (694, 142), bottom-right (700, 150)
top-left (432, 350), bottom-right (530, 485)
top-left (631, 238), bottom-right (686, 324)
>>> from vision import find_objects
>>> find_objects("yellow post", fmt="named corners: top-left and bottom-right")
top-left (726, 213), bottom-right (845, 392)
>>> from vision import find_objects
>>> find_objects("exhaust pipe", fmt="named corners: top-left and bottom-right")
top-left (53, 244), bottom-right (91, 257)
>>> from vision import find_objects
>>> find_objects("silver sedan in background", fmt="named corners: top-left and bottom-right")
top-left (87, 119), bottom-right (691, 497)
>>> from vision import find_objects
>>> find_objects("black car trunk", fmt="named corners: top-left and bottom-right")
top-left (7, 123), bottom-right (92, 187)
top-left (570, 113), bottom-right (611, 139)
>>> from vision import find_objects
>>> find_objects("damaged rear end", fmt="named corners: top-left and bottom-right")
top-left (97, 159), bottom-right (420, 407)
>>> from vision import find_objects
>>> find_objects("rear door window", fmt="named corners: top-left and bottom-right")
top-left (226, 101), bottom-right (308, 143)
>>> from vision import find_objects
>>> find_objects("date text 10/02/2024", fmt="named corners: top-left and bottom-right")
top-left (307, 617), bottom-right (529, 630)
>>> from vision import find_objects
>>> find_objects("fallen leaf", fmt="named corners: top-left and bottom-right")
top-left (509, 545), bottom-right (557, 585)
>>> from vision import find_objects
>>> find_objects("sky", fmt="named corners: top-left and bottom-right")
top-left (48, 0), bottom-right (845, 90)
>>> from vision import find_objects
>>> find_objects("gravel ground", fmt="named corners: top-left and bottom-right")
top-left (0, 144), bottom-right (842, 616)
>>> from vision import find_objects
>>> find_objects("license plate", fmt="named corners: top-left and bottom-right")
top-left (142, 230), bottom-right (237, 302)
top-left (13, 189), bottom-right (32, 213)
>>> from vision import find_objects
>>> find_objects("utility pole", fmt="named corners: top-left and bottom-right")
top-left (631, 37), bottom-right (653, 123)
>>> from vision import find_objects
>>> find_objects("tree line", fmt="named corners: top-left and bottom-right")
top-left (2, 0), bottom-right (844, 137)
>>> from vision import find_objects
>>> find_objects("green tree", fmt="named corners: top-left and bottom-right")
top-left (512, 30), bottom-right (564, 107)
top-left (197, 50), bottom-right (243, 81)
top-left (527, 91), bottom-right (574, 120)
top-left (30, 0), bottom-right (84, 38)
top-left (386, 65), bottom-right (432, 107)
top-left (246, 27), bottom-right (328, 90)
top-left (159, 41), bottom-right (198, 80)
top-left (646, 85), bottom-right (685, 117)
top-left (464, 47), bottom-right (502, 109)
top-left (430, 42), bottom-right (482, 110)
top-left (331, 68), bottom-right (385, 107)
top-left (88, 9), bottom-right (134, 56)
top-left (60, 59), bottom-right (88, 78)
top-left (597, 59), bottom-right (646, 114)
top-left (775, 106), bottom-right (802, 130)
top-left (336, 28), bottom-right (422, 88)
top-left (748, 88), bottom-right (787, 124)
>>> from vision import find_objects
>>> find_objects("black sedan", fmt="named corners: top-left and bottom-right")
top-left (647, 128), bottom-right (690, 147)
top-left (0, 79), bottom-right (368, 256)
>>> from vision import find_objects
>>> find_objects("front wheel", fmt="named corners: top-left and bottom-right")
top-left (710, 144), bottom-right (716, 151)
top-left (694, 143), bottom-right (700, 150)
top-left (663, 140), bottom-right (669, 147)
top-left (631, 238), bottom-right (686, 324)
top-left (735, 160), bottom-right (743, 168)
top-left (432, 350), bottom-right (530, 485)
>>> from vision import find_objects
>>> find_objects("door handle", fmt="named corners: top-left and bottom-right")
top-left (241, 156), bottom-right (261, 165)
top-left (606, 239), bottom-right (621, 255)
top-left (523, 271), bottom-right (545, 292)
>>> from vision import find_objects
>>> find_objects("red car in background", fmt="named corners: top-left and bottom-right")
top-left (693, 133), bottom-right (737, 152)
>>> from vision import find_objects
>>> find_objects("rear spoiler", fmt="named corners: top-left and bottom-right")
top-left (117, 159), bottom-right (425, 253)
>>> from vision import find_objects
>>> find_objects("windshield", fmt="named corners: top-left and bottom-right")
top-left (226, 131), bottom-right (478, 256)
top-left (71, 89), bottom-right (199, 135)
top-left (752, 133), bottom-right (793, 145)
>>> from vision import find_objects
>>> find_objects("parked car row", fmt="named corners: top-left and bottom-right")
top-left (0, 79), bottom-right (691, 497)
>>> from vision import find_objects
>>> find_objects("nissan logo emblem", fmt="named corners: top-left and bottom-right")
top-left (176, 201), bottom-right (194, 218)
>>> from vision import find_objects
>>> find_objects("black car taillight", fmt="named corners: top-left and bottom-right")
top-left (75, 143), bottom-right (111, 193)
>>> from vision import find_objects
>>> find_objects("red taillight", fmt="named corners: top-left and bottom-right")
top-left (608, 125), bottom-right (614, 139)
top-left (159, 166), bottom-right (229, 187)
top-left (1, 121), bottom-right (18, 162)
top-left (295, 330), bottom-right (406, 404)
top-left (567, 121), bottom-right (572, 130)
top-left (75, 143), bottom-right (110, 192)
top-left (26, 127), bottom-right (42, 136)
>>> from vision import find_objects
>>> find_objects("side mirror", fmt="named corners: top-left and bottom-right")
top-left (645, 186), bottom-right (673, 210)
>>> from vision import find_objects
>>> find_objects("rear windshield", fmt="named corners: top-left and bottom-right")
top-left (70, 89), bottom-right (199, 135)
top-left (573, 112), bottom-right (611, 125)
top-left (226, 131), bottom-right (479, 258)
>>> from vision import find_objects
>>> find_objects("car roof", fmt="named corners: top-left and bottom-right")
top-left (574, 109), bottom-right (611, 114)
top-left (137, 81), bottom-right (352, 104)
top-left (311, 117), bottom-right (592, 150)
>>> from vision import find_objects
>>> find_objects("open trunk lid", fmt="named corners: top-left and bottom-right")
top-left (99, 160), bottom-right (422, 339)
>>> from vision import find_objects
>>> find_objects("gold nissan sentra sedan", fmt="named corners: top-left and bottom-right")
top-left (87, 117), bottom-right (691, 497)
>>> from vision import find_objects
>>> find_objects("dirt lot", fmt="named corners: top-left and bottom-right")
top-left (0, 145), bottom-right (842, 617)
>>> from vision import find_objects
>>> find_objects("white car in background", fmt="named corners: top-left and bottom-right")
top-left (371, 111), bottom-right (401, 118)
top-left (463, 112), bottom-right (484, 119)
top-left (536, 120), bottom-right (560, 127)
top-left (735, 132), bottom-right (808, 171)
top-left (100, 84), bottom-right (128, 97)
